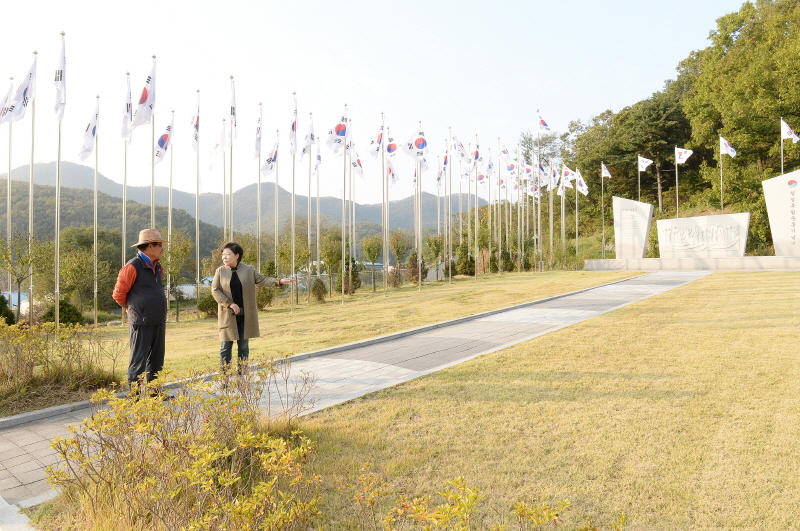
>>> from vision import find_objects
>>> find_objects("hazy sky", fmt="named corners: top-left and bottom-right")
top-left (0, 0), bottom-right (745, 206)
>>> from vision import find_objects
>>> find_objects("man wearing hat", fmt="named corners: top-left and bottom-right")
top-left (112, 228), bottom-right (169, 387)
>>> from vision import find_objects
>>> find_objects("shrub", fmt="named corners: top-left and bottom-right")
top-left (405, 250), bottom-right (428, 283)
top-left (41, 300), bottom-right (84, 326)
top-left (256, 285), bottom-right (275, 309)
top-left (0, 295), bottom-right (14, 325)
top-left (311, 278), bottom-right (327, 302)
top-left (455, 246), bottom-right (475, 276)
top-left (335, 257), bottom-right (362, 294)
top-left (45, 364), bottom-right (320, 530)
top-left (387, 269), bottom-right (404, 288)
top-left (197, 293), bottom-right (218, 317)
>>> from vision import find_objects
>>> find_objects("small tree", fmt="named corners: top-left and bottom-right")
top-left (162, 230), bottom-right (194, 322)
top-left (405, 250), bottom-right (428, 283)
top-left (360, 234), bottom-right (382, 292)
top-left (319, 230), bottom-right (343, 297)
top-left (0, 229), bottom-right (47, 323)
top-left (425, 234), bottom-right (444, 281)
top-left (389, 230), bottom-right (413, 268)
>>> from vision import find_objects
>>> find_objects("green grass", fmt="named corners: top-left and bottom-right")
top-left (300, 271), bottom-right (800, 529)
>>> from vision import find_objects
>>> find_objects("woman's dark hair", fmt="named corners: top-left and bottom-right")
top-left (222, 241), bottom-right (244, 263)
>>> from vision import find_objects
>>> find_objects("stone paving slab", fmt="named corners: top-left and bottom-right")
top-left (0, 270), bottom-right (713, 529)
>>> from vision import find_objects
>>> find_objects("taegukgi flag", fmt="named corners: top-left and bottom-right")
top-left (230, 79), bottom-right (236, 139)
top-left (385, 134), bottom-right (398, 157)
top-left (404, 127), bottom-right (429, 161)
top-left (300, 117), bottom-right (315, 159)
top-left (326, 109), bottom-right (348, 153)
top-left (54, 38), bottom-right (66, 121)
top-left (209, 120), bottom-right (226, 170)
top-left (121, 76), bottom-right (133, 142)
top-left (78, 99), bottom-right (99, 161)
top-left (675, 147), bottom-right (693, 164)
top-left (289, 95), bottom-right (297, 154)
top-left (387, 157), bottom-right (399, 187)
top-left (576, 169), bottom-right (589, 196)
top-left (720, 136), bottom-right (736, 157)
top-left (601, 163), bottom-right (612, 179)
top-left (253, 105), bottom-right (261, 159)
top-left (261, 137), bottom-right (279, 176)
top-left (350, 146), bottom-right (364, 177)
top-left (452, 135), bottom-right (470, 164)
top-left (368, 124), bottom-right (383, 159)
top-left (191, 92), bottom-right (200, 152)
top-left (781, 118), bottom-right (800, 143)
top-left (6, 56), bottom-right (37, 123)
top-left (130, 62), bottom-right (156, 130)
top-left (0, 81), bottom-right (14, 125)
top-left (154, 116), bottom-right (174, 163)
top-left (638, 155), bottom-right (653, 171)
top-left (537, 112), bottom-right (550, 131)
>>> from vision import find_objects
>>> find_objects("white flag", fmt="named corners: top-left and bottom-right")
top-left (121, 76), bottom-right (133, 142)
top-left (576, 169), bottom-right (589, 196)
top-left (78, 100), bottom-right (99, 161)
top-left (549, 164), bottom-right (558, 191)
top-left (486, 152), bottom-right (494, 176)
top-left (54, 39), bottom-right (66, 121)
top-left (350, 145), bottom-right (364, 177)
top-left (601, 163), bottom-right (612, 179)
top-left (6, 56), bottom-right (37, 123)
top-left (420, 156), bottom-right (429, 173)
top-left (781, 118), bottom-right (800, 144)
top-left (720, 136), bottom-right (736, 158)
top-left (675, 147), bottom-right (693, 164)
top-left (326, 109), bottom-right (348, 153)
top-left (154, 116), bottom-right (174, 163)
top-left (537, 113), bottom-right (550, 131)
top-left (404, 127), bottom-right (429, 161)
top-left (368, 124), bottom-right (383, 159)
top-left (229, 80), bottom-right (237, 140)
top-left (313, 139), bottom-right (322, 176)
top-left (472, 145), bottom-right (482, 169)
top-left (300, 117), bottom-right (315, 159)
top-left (638, 155), bottom-right (653, 171)
top-left (387, 157), bottom-right (399, 187)
top-left (130, 62), bottom-right (156, 130)
top-left (209, 121), bottom-right (226, 170)
top-left (499, 144), bottom-right (512, 162)
top-left (191, 92), bottom-right (200, 152)
top-left (0, 81), bottom-right (13, 125)
top-left (289, 96), bottom-right (298, 155)
top-left (261, 137), bottom-right (279, 177)
top-left (452, 135), bottom-right (470, 164)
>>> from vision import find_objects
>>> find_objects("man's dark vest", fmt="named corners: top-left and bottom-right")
top-left (126, 255), bottom-right (167, 325)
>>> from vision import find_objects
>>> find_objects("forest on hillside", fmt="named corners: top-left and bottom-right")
top-left (522, 0), bottom-right (798, 254)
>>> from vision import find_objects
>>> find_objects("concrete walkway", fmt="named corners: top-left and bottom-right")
top-left (0, 270), bottom-right (713, 530)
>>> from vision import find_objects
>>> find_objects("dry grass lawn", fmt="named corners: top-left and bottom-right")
top-left (301, 271), bottom-right (800, 530)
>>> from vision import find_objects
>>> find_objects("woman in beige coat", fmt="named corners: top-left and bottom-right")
top-left (211, 242), bottom-right (293, 374)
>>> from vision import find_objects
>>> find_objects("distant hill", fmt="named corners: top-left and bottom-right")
top-left (2, 162), bottom-right (485, 232)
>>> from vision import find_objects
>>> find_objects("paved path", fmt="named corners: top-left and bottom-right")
top-left (0, 270), bottom-right (712, 529)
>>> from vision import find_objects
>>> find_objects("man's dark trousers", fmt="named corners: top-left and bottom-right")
top-left (128, 323), bottom-right (166, 383)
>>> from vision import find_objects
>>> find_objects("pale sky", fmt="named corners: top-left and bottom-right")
top-left (0, 0), bottom-right (745, 208)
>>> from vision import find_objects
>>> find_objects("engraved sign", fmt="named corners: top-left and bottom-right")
top-left (763, 171), bottom-right (800, 257)
top-left (613, 196), bottom-right (653, 259)
top-left (657, 213), bottom-right (750, 258)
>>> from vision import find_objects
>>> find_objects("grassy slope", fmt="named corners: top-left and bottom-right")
top-left (302, 271), bottom-right (800, 530)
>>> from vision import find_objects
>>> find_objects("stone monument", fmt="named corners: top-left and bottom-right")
top-left (613, 196), bottom-right (653, 259)
top-left (657, 213), bottom-right (750, 258)
top-left (762, 171), bottom-right (799, 256)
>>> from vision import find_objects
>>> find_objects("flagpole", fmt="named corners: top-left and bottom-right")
top-left (55, 83), bottom-right (62, 328)
top-left (437, 157), bottom-right (441, 237)
top-left (150, 56), bottom-right (156, 227)
top-left (387, 127), bottom-right (392, 288)
top-left (575, 169), bottom-right (579, 257)
top-left (518, 144), bottom-right (523, 271)
top-left (315, 138), bottom-right (321, 293)
top-left (167, 110), bottom-right (174, 309)
top-left (274, 129), bottom-right (279, 281)
top-left (291, 111), bottom-right (296, 314)
top-left (229, 77), bottom-right (235, 240)
top-left (637, 156), bottom-right (642, 202)
top-left (350, 136), bottom-right (355, 296)
top-left (561, 167), bottom-right (566, 255)
top-left (467, 143), bottom-right (472, 262)
top-left (223, 119), bottom-right (227, 238)
top-left (28, 52), bottom-right (37, 327)
top-left (446, 133), bottom-right (452, 285)
top-left (196, 90), bottom-right (201, 302)
top-left (93, 95), bottom-right (99, 329)
top-left (417, 155), bottom-right (422, 290)
top-left (474, 135), bottom-right (479, 280)
top-left (549, 162), bottom-right (554, 263)
top-left (781, 117), bottom-right (785, 175)
top-left (675, 147), bottom-right (680, 219)
top-left (307, 111), bottom-right (312, 304)
top-left (602, 162), bottom-right (606, 259)
top-left (381, 114), bottom-right (387, 296)
top-left (458, 160), bottom-right (463, 247)
top-left (6, 77), bottom-right (11, 314)
top-left (341, 105), bottom-right (347, 306)
top-left (257, 103), bottom-right (262, 273)
top-left (720, 148), bottom-right (724, 214)
top-left (123, 73), bottom-right (130, 268)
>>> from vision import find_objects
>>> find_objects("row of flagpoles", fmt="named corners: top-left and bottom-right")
top-left (3, 35), bottom-right (800, 325)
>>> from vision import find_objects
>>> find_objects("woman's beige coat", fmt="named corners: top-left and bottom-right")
top-left (211, 263), bottom-right (278, 341)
